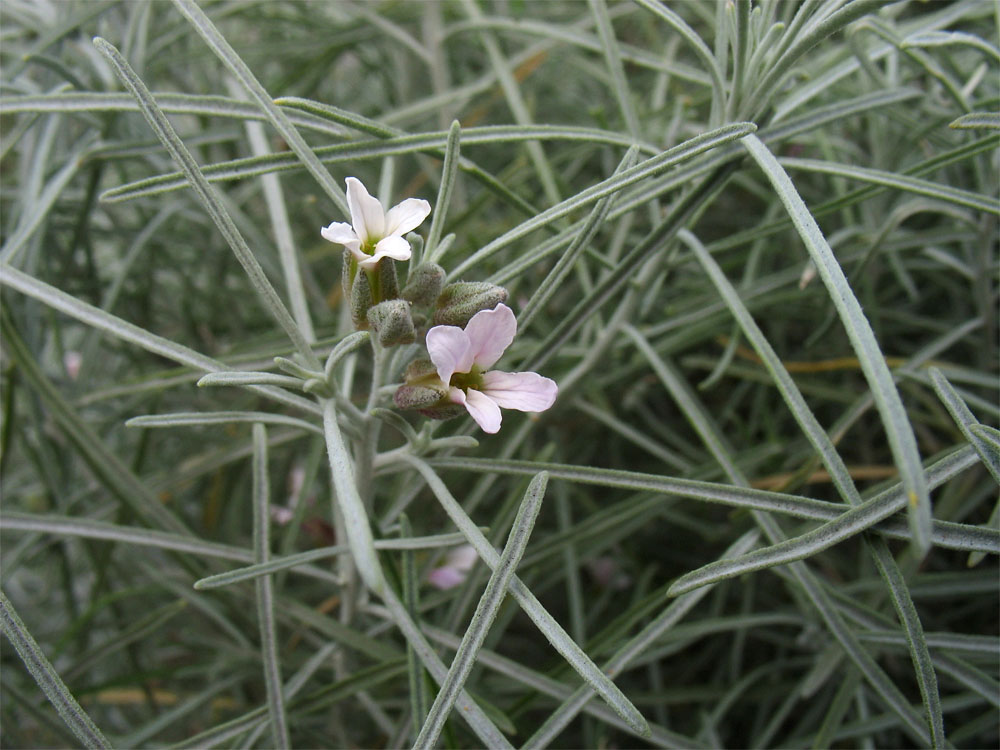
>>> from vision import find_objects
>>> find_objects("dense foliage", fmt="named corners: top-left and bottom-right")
top-left (1, 1), bottom-right (997, 748)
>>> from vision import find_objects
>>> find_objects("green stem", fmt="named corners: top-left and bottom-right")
top-left (322, 399), bottom-right (385, 595)
top-left (355, 339), bottom-right (386, 509)
top-left (365, 268), bottom-right (382, 306)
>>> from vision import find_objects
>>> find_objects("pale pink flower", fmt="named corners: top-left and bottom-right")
top-left (271, 463), bottom-right (308, 526)
top-left (320, 177), bottom-right (431, 270)
top-left (798, 262), bottom-right (817, 290)
top-left (425, 303), bottom-right (558, 434)
top-left (587, 556), bottom-right (632, 590)
top-left (63, 351), bottom-right (82, 380)
top-left (428, 544), bottom-right (478, 590)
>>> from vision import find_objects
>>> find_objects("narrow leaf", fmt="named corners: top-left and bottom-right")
top-left (742, 133), bottom-right (932, 557)
top-left (402, 455), bottom-right (650, 737)
top-left (252, 425), bottom-right (290, 749)
top-left (0, 265), bottom-right (318, 415)
top-left (0, 591), bottom-right (111, 749)
top-left (414, 472), bottom-right (548, 749)
top-left (170, 0), bottom-right (349, 216)
top-left (92, 38), bottom-right (318, 368)
top-left (425, 120), bottom-right (462, 263)
top-left (127, 411), bottom-right (322, 435)
top-left (949, 112), bottom-right (1000, 130)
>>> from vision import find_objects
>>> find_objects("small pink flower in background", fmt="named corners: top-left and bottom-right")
top-left (270, 505), bottom-right (295, 526)
top-left (320, 177), bottom-right (431, 270)
top-left (63, 351), bottom-right (82, 380)
top-left (271, 463), bottom-right (311, 526)
top-left (798, 262), bottom-right (817, 290)
top-left (425, 303), bottom-right (558, 434)
top-left (587, 556), bottom-right (632, 590)
top-left (428, 544), bottom-right (478, 590)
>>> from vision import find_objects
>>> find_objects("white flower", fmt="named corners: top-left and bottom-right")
top-left (425, 303), bottom-right (558, 434)
top-left (321, 177), bottom-right (431, 270)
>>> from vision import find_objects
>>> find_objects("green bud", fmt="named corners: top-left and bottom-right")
top-left (341, 248), bottom-right (357, 299)
top-left (405, 357), bottom-right (438, 382)
top-left (401, 262), bottom-right (445, 307)
top-left (433, 282), bottom-right (508, 328)
top-left (393, 383), bottom-right (447, 411)
top-left (405, 232), bottom-right (424, 264)
top-left (350, 269), bottom-right (373, 329)
top-left (367, 300), bottom-right (415, 347)
top-left (394, 357), bottom-right (466, 420)
top-left (377, 257), bottom-right (400, 301)
top-left (392, 384), bottom-right (466, 420)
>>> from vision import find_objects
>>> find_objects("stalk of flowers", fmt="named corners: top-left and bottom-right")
top-left (322, 178), bottom-right (559, 434)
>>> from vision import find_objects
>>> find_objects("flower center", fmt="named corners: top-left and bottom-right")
top-left (450, 365), bottom-right (485, 392)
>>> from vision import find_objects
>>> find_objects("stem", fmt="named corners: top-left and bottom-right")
top-left (319, 400), bottom-right (510, 747)
top-left (355, 339), bottom-right (385, 509)
top-left (365, 268), bottom-right (382, 305)
top-left (322, 399), bottom-right (385, 595)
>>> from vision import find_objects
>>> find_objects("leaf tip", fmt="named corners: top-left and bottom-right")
top-left (666, 579), bottom-right (688, 597)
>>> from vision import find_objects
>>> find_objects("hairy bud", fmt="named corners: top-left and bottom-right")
top-left (377, 257), bottom-right (400, 301)
top-left (401, 262), bottom-right (446, 307)
top-left (393, 358), bottom-right (465, 420)
top-left (350, 268), bottom-right (373, 329)
top-left (367, 300), bottom-right (415, 347)
top-left (433, 282), bottom-right (508, 328)
top-left (341, 248), bottom-right (357, 299)
top-left (393, 383), bottom-right (446, 411)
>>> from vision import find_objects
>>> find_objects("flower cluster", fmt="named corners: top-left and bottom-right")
top-left (322, 177), bottom-right (557, 433)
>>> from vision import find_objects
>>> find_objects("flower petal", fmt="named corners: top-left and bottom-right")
top-left (464, 303), bottom-right (516, 370)
top-left (428, 566), bottom-right (467, 590)
top-left (481, 370), bottom-right (558, 412)
top-left (384, 198), bottom-right (431, 237)
top-left (320, 221), bottom-right (361, 249)
top-left (446, 544), bottom-right (478, 571)
top-left (463, 389), bottom-right (502, 433)
top-left (369, 234), bottom-right (412, 263)
top-left (348, 246), bottom-right (373, 266)
top-left (426, 325), bottom-right (473, 384)
top-left (345, 177), bottom-right (384, 244)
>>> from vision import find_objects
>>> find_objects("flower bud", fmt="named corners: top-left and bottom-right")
top-left (350, 268), bottom-right (373, 329)
top-left (393, 357), bottom-right (466, 420)
top-left (403, 357), bottom-right (439, 382)
top-left (393, 383), bottom-right (447, 411)
top-left (377, 257), bottom-right (400, 301)
top-left (367, 299), bottom-right (415, 347)
top-left (342, 248), bottom-right (357, 298)
top-left (405, 232), bottom-right (424, 263)
top-left (433, 282), bottom-right (508, 328)
top-left (401, 262), bottom-right (446, 307)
